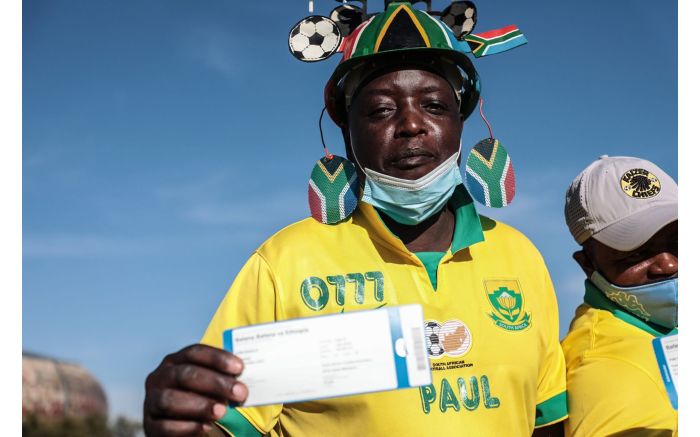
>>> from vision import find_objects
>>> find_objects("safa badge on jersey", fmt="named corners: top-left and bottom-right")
top-left (424, 319), bottom-right (473, 359)
top-left (484, 279), bottom-right (531, 332)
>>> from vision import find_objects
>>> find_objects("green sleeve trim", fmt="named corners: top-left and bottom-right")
top-left (534, 391), bottom-right (568, 428)
top-left (216, 407), bottom-right (263, 437)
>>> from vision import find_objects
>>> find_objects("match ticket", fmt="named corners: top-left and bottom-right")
top-left (222, 304), bottom-right (431, 407)
top-left (652, 333), bottom-right (678, 410)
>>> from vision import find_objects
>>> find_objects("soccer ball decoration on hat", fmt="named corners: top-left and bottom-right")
top-left (289, 16), bottom-right (342, 62)
top-left (289, 1), bottom-right (528, 223)
top-left (329, 3), bottom-right (367, 36)
top-left (441, 1), bottom-right (477, 39)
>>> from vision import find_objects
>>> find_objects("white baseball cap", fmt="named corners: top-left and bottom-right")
top-left (564, 155), bottom-right (677, 251)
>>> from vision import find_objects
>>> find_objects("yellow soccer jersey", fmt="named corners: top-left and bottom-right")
top-left (201, 186), bottom-right (567, 436)
top-left (562, 281), bottom-right (678, 437)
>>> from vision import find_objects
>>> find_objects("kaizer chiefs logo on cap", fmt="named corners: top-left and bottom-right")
top-left (620, 168), bottom-right (661, 199)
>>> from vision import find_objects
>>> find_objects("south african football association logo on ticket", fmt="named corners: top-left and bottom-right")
top-left (484, 280), bottom-right (531, 331)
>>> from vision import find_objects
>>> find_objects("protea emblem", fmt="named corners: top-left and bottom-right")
top-left (484, 280), bottom-right (530, 331)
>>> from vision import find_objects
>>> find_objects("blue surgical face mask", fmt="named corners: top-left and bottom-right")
top-left (590, 270), bottom-right (678, 329)
top-left (360, 151), bottom-right (463, 225)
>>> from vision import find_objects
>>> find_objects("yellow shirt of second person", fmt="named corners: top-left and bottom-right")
top-left (562, 281), bottom-right (677, 437)
top-left (201, 187), bottom-right (568, 436)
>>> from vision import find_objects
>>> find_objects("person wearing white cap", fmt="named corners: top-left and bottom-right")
top-left (561, 155), bottom-right (678, 436)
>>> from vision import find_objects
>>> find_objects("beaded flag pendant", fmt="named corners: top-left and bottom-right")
top-left (465, 138), bottom-right (515, 208)
top-left (308, 107), bottom-right (361, 224)
top-left (464, 98), bottom-right (516, 208)
top-left (308, 154), bottom-right (361, 224)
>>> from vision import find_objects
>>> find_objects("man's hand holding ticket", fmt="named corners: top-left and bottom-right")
top-left (223, 304), bottom-right (431, 407)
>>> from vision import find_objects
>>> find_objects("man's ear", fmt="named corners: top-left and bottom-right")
top-left (573, 250), bottom-right (595, 279)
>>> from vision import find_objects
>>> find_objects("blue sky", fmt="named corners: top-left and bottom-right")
top-left (23, 0), bottom-right (677, 420)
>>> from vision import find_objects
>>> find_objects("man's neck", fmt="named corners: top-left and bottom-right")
top-left (378, 207), bottom-right (455, 253)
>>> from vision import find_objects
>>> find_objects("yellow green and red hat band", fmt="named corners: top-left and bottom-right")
top-left (324, 3), bottom-right (480, 125)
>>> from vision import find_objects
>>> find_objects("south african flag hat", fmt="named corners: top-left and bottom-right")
top-left (324, 2), bottom-right (481, 126)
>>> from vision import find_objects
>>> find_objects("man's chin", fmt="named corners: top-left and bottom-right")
top-left (387, 161), bottom-right (440, 180)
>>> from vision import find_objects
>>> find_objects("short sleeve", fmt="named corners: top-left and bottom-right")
top-left (534, 267), bottom-right (568, 428)
top-left (200, 252), bottom-right (284, 435)
top-left (565, 358), bottom-right (677, 437)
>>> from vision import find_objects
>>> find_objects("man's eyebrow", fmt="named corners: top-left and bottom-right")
top-left (362, 88), bottom-right (396, 96)
top-left (419, 85), bottom-right (444, 94)
top-left (362, 85), bottom-right (447, 96)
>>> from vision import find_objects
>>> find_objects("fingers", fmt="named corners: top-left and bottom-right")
top-left (164, 344), bottom-right (243, 376)
top-left (146, 344), bottom-right (245, 397)
top-left (146, 388), bottom-right (228, 421)
top-left (144, 416), bottom-right (213, 437)
top-left (143, 344), bottom-right (250, 437)
top-left (166, 363), bottom-right (249, 404)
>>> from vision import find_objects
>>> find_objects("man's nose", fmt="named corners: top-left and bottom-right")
top-left (395, 103), bottom-right (427, 138)
top-left (648, 252), bottom-right (678, 278)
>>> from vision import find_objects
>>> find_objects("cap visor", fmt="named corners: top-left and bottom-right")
top-left (593, 202), bottom-right (678, 251)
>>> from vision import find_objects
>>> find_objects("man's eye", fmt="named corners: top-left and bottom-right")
top-left (424, 101), bottom-right (447, 112)
top-left (369, 106), bottom-right (393, 116)
top-left (625, 248), bottom-right (647, 259)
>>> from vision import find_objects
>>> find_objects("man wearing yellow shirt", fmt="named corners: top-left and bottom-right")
top-left (562, 156), bottom-right (678, 437)
top-left (143, 3), bottom-right (567, 436)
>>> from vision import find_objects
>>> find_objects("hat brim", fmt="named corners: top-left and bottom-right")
top-left (324, 48), bottom-right (480, 126)
top-left (592, 201), bottom-right (678, 252)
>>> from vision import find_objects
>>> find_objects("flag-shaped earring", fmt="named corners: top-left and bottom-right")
top-left (464, 98), bottom-right (516, 208)
top-left (308, 108), bottom-right (361, 224)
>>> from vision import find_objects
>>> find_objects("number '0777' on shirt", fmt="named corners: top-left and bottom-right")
top-left (222, 304), bottom-right (432, 407)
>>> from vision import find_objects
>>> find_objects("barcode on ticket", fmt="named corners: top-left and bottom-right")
top-left (412, 326), bottom-right (427, 371)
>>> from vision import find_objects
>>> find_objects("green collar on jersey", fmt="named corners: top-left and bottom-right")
top-left (448, 184), bottom-right (485, 253)
top-left (583, 280), bottom-right (677, 337)
top-left (415, 251), bottom-right (444, 290)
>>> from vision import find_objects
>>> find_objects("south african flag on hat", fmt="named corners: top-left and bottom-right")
top-left (338, 2), bottom-right (473, 62)
top-left (464, 25), bottom-right (527, 58)
top-left (325, 2), bottom-right (481, 125)
top-left (465, 138), bottom-right (515, 208)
